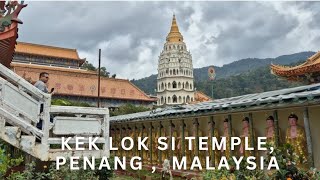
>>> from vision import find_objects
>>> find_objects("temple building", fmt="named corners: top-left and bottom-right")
top-left (271, 51), bottom-right (320, 84)
top-left (157, 15), bottom-right (195, 106)
top-left (111, 83), bottom-right (320, 172)
top-left (11, 42), bottom-right (157, 108)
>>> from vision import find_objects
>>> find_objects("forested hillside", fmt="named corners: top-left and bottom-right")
top-left (131, 51), bottom-right (315, 99)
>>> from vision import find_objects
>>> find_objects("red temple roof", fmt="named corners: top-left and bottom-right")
top-left (0, 1), bottom-right (27, 67)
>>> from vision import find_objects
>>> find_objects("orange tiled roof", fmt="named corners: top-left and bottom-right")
top-left (11, 62), bottom-right (96, 74)
top-left (15, 42), bottom-right (84, 61)
top-left (271, 51), bottom-right (320, 77)
top-left (191, 91), bottom-right (212, 104)
top-left (194, 91), bottom-right (212, 102)
top-left (11, 63), bottom-right (156, 102)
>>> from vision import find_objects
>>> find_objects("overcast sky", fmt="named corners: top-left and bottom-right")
top-left (18, 1), bottom-right (320, 79)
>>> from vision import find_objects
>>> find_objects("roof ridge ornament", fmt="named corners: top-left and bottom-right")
top-left (0, 0), bottom-right (27, 32)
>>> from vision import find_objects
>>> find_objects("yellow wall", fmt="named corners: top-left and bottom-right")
top-left (112, 105), bottom-right (320, 169)
top-left (309, 107), bottom-right (320, 169)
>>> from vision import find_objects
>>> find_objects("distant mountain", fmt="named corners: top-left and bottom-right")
top-left (131, 51), bottom-right (315, 98)
top-left (194, 51), bottom-right (315, 81)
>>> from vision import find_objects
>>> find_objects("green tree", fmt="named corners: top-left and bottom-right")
top-left (82, 61), bottom-right (111, 78)
top-left (82, 61), bottom-right (96, 71)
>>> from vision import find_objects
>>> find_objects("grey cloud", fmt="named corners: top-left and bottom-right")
top-left (17, 1), bottom-right (320, 79)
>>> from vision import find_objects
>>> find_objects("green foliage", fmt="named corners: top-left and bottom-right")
top-left (4, 157), bottom-right (115, 180)
top-left (131, 74), bottom-right (157, 95)
top-left (6, 162), bottom-right (49, 180)
top-left (82, 61), bottom-right (112, 78)
top-left (48, 161), bottom-right (98, 180)
top-left (196, 65), bottom-right (303, 99)
top-left (51, 98), bottom-right (92, 107)
top-left (48, 157), bottom-right (114, 180)
top-left (265, 143), bottom-right (320, 180)
top-left (0, 142), bottom-right (24, 178)
top-left (131, 52), bottom-right (314, 97)
top-left (110, 104), bottom-right (150, 116)
top-left (95, 156), bottom-right (115, 180)
top-left (82, 61), bottom-right (97, 71)
top-left (203, 168), bottom-right (234, 180)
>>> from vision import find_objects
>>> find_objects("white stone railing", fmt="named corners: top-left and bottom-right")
top-left (0, 63), bottom-right (110, 160)
top-left (0, 63), bottom-right (51, 145)
top-left (48, 106), bottom-right (110, 160)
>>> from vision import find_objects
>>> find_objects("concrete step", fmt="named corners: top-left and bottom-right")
top-left (3, 126), bottom-right (21, 146)
top-left (20, 135), bottom-right (35, 152)
top-left (0, 117), bottom-right (5, 135)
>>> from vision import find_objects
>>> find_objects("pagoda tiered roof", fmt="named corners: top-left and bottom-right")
top-left (271, 51), bottom-right (320, 83)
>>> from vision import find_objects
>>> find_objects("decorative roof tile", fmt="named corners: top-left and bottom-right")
top-left (110, 83), bottom-right (320, 122)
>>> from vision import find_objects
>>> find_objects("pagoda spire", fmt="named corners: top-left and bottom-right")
top-left (166, 14), bottom-right (184, 43)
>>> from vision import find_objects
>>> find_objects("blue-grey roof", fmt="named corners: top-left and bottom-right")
top-left (110, 83), bottom-right (320, 123)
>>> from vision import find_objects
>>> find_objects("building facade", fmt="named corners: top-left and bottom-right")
top-left (111, 83), bottom-right (320, 170)
top-left (157, 15), bottom-right (195, 106)
top-left (11, 42), bottom-right (157, 109)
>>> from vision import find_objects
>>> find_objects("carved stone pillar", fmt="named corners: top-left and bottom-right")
top-left (181, 120), bottom-right (185, 157)
top-left (248, 113), bottom-right (255, 155)
top-left (169, 120), bottom-right (173, 165)
top-left (227, 115), bottom-right (233, 157)
top-left (120, 125), bottom-right (123, 157)
top-left (158, 121), bottom-right (162, 165)
top-left (194, 118), bottom-right (199, 157)
top-left (209, 116), bottom-right (215, 166)
top-left (273, 110), bottom-right (280, 147)
top-left (134, 125), bottom-right (138, 157)
top-left (149, 122), bottom-right (153, 165)
top-left (139, 124), bottom-right (143, 161)
top-left (303, 107), bottom-right (314, 167)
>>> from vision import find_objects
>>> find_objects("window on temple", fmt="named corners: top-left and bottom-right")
top-left (173, 81), bottom-right (177, 88)
top-left (173, 95), bottom-right (177, 103)
top-left (186, 95), bottom-right (190, 103)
